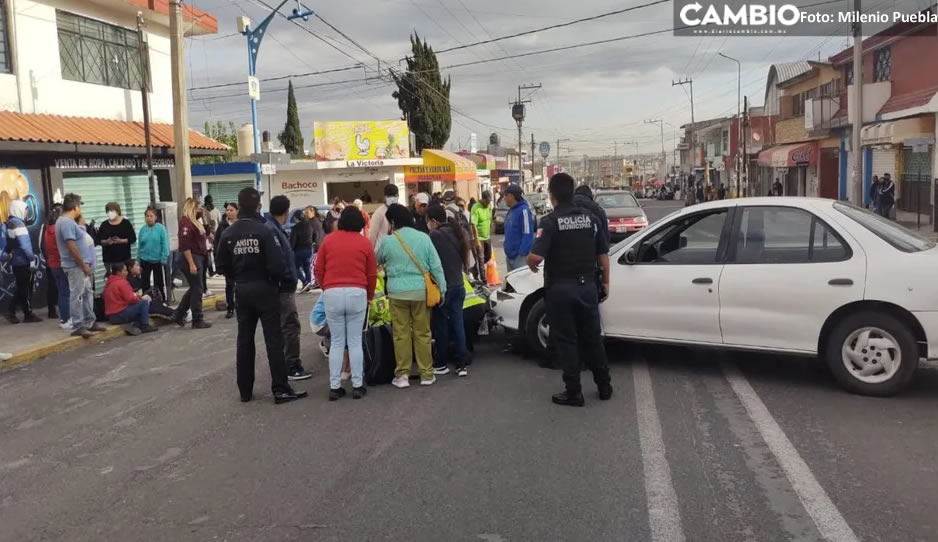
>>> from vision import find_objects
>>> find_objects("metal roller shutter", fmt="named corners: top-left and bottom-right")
top-left (62, 174), bottom-right (150, 290)
top-left (208, 181), bottom-right (253, 208)
top-left (871, 147), bottom-right (896, 181)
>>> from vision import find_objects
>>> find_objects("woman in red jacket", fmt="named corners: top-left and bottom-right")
top-left (102, 262), bottom-right (158, 336)
top-left (42, 204), bottom-right (70, 328)
top-left (315, 206), bottom-right (378, 401)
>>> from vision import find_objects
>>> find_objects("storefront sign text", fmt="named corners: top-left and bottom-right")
top-left (407, 165), bottom-right (453, 174)
top-left (281, 181), bottom-right (319, 191)
top-left (54, 157), bottom-right (175, 170)
top-left (346, 160), bottom-right (385, 168)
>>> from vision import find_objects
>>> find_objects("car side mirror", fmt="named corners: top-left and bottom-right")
top-left (623, 247), bottom-right (637, 265)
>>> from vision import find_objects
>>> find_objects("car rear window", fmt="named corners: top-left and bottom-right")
top-left (595, 193), bottom-right (639, 208)
top-left (834, 202), bottom-right (936, 253)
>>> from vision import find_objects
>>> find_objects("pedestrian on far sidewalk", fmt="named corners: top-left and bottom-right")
top-left (315, 206), bottom-right (377, 400)
top-left (216, 187), bottom-right (307, 405)
top-left (214, 202), bottom-right (238, 318)
top-left (502, 185), bottom-right (536, 272)
top-left (55, 193), bottom-right (105, 338)
top-left (4, 199), bottom-right (41, 324)
top-left (41, 203), bottom-right (67, 324)
top-left (172, 198), bottom-right (211, 329)
top-left (877, 173), bottom-right (896, 219)
top-left (267, 195), bottom-right (311, 381)
top-left (138, 206), bottom-right (170, 303)
top-left (869, 175), bottom-right (881, 211)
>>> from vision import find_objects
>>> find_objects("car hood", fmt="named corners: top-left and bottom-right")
top-left (603, 207), bottom-right (646, 219)
top-left (504, 266), bottom-right (545, 295)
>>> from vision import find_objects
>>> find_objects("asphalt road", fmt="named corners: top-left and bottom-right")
top-left (2, 200), bottom-right (938, 541)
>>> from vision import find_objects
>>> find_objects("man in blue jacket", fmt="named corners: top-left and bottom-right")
top-left (502, 184), bottom-right (536, 272)
top-left (266, 195), bottom-right (312, 381)
top-left (3, 200), bottom-right (41, 323)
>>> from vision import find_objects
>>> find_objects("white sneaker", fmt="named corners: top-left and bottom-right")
top-left (456, 367), bottom-right (468, 377)
top-left (433, 367), bottom-right (450, 375)
top-left (420, 376), bottom-right (436, 386)
top-left (392, 375), bottom-right (410, 389)
top-left (59, 320), bottom-right (73, 330)
top-left (0, 352), bottom-right (11, 361)
top-left (185, 310), bottom-right (193, 323)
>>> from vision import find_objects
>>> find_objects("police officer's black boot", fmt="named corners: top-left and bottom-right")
top-left (274, 388), bottom-right (308, 404)
top-left (552, 391), bottom-right (585, 407)
top-left (598, 384), bottom-right (613, 401)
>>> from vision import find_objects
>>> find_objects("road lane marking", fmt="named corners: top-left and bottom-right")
top-left (721, 361), bottom-right (859, 542)
top-left (633, 359), bottom-right (686, 542)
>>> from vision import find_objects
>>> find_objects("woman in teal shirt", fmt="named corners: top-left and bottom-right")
top-left (137, 207), bottom-right (170, 301)
top-left (377, 204), bottom-right (446, 388)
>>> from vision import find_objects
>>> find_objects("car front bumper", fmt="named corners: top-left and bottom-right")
top-left (912, 311), bottom-right (938, 359)
top-left (489, 288), bottom-right (526, 331)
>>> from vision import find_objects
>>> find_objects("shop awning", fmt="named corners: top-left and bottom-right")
top-left (861, 116), bottom-right (935, 146)
top-left (456, 152), bottom-right (496, 171)
top-left (0, 111), bottom-right (228, 152)
top-left (757, 142), bottom-right (817, 167)
top-left (404, 149), bottom-right (476, 183)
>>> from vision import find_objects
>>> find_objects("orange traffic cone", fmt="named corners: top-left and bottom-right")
top-left (486, 254), bottom-right (500, 286)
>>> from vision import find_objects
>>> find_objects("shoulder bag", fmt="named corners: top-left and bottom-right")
top-left (393, 231), bottom-right (441, 307)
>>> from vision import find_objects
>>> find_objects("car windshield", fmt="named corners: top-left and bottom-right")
top-left (595, 192), bottom-right (639, 208)
top-left (834, 202), bottom-right (936, 253)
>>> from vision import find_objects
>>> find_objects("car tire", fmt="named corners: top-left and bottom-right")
top-left (524, 298), bottom-right (549, 358)
top-left (824, 311), bottom-right (918, 397)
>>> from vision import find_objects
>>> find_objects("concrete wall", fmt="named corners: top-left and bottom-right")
top-left (1, 0), bottom-right (173, 122)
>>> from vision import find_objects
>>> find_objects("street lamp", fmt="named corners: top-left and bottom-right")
top-left (718, 52), bottom-right (741, 198)
top-left (239, 0), bottom-right (313, 191)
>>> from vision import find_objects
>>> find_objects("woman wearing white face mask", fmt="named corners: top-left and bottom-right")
top-left (96, 202), bottom-right (136, 272)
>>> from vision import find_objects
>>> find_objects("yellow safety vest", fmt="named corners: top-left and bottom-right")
top-left (463, 273), bottom-right (485, 309)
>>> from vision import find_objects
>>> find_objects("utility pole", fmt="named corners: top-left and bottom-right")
top-left (851, 0), bottom-right (864, 204)
top-left (510, 83), bottom-right (541, 175)
top-left (239, 1), bottom-right (314, 193)
top-left (530, 133), bottom-right (536, 189)
top-left (672, 78), bottom-right (696, 180)
top-left (718, 52), bottom-right (741, 197)
top-left (137, 12), bottom-right (156, 204)
top-left (169, 0), bottom-right (191, 201)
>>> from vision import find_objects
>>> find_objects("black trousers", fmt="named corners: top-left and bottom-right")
top-left (225, 276), bottom-right (236, 310)
top-left (173, 254), bottom-right (204, 322)
top-left (10, 265), bottom-right (34, 316)
top-left (140, 261), bottom-right (167, 302)
top-left (236, 281), bottom-right (290, 397)
top-left (45, 266), bottom-right (58, 318)
top-left (546, 280), bottom-right (611, 395)
top-left (279, 292), bottom-right (302, 372)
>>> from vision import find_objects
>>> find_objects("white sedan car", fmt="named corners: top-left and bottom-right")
top-left (490, 197), bottom-right (938, 396)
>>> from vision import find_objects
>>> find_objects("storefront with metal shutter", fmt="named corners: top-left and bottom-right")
top-left (208, 180), bottom-right (253, 207)
top-left (61, 173), bottom-right (152, 290)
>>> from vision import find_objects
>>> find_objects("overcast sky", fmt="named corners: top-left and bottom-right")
top-left (183, 0), bottom-right (873, 158)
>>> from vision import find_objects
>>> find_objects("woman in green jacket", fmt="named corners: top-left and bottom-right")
top-left (377, 204), bottom-right (447, 387)
top-left (137, 207), bottom-right (170, 301)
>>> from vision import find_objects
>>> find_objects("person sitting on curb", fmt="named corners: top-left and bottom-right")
top-left (102, 262), bottom-right (158, 336)
top-left (126, 259), bottom-right (175, 319)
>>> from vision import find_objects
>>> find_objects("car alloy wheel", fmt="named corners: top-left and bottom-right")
top-left (537, 314), bottom-right (550, 352)
top-left (841, 327), bottom-right (901, 384)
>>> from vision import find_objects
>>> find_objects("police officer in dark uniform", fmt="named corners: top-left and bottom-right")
top-left (216, 187), bottom-right (308, 405)
top-left (527, 173), bottom-right (612, 407)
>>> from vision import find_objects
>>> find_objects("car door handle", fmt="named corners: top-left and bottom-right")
top-left (692, 277), bottom-right (713, 285)
top-left (828, 278), bottom-right (854, 286)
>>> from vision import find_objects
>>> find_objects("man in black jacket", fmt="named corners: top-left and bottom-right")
top-left (217, 188), bottom-right (307, 405)
top-left (573, 185), bottom-right (609, 246)
top-left (268, 196), bottom-right (311, 382)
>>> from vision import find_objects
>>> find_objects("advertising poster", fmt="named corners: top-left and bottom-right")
top-left (313, 121), bottom-right (410, 162)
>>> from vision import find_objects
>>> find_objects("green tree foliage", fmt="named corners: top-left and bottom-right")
top-left (278, 80), bottom-right (305, 158)
top-left (193, 121), bottom-right (238, 164)
top-left (392, 34), bottom-right (451, 152)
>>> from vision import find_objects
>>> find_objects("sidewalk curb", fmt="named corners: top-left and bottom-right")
top-left (1, 294), bottom-right (224, 371)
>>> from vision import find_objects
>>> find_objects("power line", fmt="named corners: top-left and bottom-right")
top-left (434, 0), bottom-right (669, 54)
top-left (188, 64), bottom-right (363, 92)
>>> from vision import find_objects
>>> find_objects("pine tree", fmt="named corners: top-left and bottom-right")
top-left (392, 34), bottom-right (451, 152)
top-left (278, 80), bottom-right (305, 157)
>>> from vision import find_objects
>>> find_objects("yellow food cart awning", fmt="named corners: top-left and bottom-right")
top-left (404, 149), bottom-right (477, 183)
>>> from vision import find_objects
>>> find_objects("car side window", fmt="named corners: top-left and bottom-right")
top-left (733, 206), bottom-right (849, 264)
top-left (635, 210), bottom-right (727, 265)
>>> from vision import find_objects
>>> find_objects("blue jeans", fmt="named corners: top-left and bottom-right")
top-left (432, 284), bottom-right (467, 368)
top-left (109, 300), bottom-right (150, 329)
top-left (65, 266), bottom-right (95, 331)
top-left (295, 247), bottom-right (313, 286)
top-left (51, 267), bottom-right (70, 323)
top-left (323, 287), bottom-right (368, 389)
top-left (507, 254), bottom-right (527, 272)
